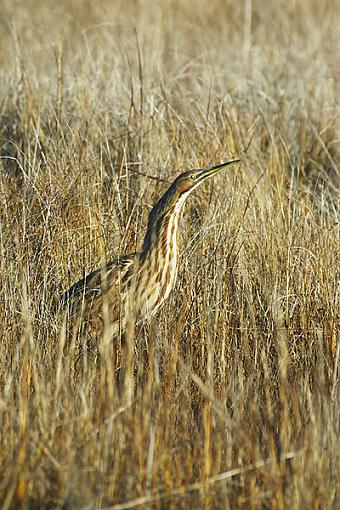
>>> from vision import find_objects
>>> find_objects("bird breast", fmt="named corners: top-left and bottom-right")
top-left (133, 207), bottom-right (181, 318)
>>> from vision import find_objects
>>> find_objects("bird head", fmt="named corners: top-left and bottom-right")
top-left (150, 159), bottom-right (241, 221)
top-left (172, 159), bottom-right (241, 198)
top-left (142, 159), bottom-right (241, 253)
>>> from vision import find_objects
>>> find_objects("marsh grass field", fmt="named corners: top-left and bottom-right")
top-left (0, 1), bottom-right (339, 508)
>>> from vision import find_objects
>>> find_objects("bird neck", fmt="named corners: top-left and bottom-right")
top-left (141, 203), bottom-right (183, 262)
top-left (134, 188), bottom-right (191, 317)
top-left (141, 183), bottom-right (192, 261)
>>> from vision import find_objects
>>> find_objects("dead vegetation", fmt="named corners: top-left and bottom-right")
top-left (0, 1), bottom-right (339, 508)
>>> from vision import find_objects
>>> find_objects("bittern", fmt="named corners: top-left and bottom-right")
top-left (62, 159), bottom-right (240, 338)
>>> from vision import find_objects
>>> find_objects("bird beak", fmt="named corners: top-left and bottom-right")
top-left (195, 159), bottom-right (241, 182)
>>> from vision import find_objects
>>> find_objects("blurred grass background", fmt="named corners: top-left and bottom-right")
top-left (0, 0), bottom-right (339, 508)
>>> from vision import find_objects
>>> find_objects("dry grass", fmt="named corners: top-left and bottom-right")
top-left (0, 1), bottom-right (339, 508)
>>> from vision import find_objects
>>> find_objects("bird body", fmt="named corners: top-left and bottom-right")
top-left (62, 254), bottom-right (137, 336)
top-left (62, 160), bottom-right (240, 338)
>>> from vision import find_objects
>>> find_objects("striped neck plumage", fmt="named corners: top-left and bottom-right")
top-left (140, 186), bottom-right (190, 261)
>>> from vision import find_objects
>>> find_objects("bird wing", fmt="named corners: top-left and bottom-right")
top-left (61, 253), bottom-right (138, 331)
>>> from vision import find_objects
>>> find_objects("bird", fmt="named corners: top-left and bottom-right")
top-left (62, 159), bottom-right (240, 339)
